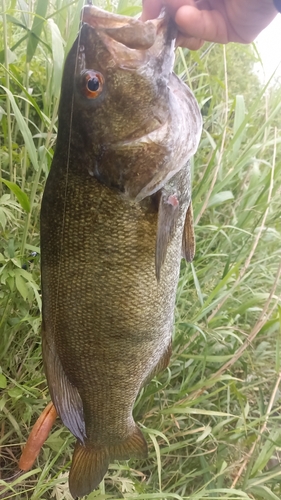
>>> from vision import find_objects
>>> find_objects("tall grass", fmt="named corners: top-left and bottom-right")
top-left (0, 1), bottom-right (281, 499)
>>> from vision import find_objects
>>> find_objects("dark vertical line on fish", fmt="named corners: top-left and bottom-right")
top-left (52, 22), bottom-right (83, 336)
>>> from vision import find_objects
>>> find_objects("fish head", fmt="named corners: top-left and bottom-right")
top-left (77, 6), bottom-right (175, 142)
top-left (58, 6), bottom-right (202, 199)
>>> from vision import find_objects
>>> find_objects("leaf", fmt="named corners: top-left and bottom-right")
top-left (251, 428), bottom-right (281, 476)
top-left (8, 387), bottom-right (23, 400)
top-left (26, 0), bottom-right (48, 62)
top-left (48, 19), bottom-right (65, 98)
top-left (15, 271), bottom-right (28, 300)
top-left (7, 48), bottom-right (17, 64)
top-left (1, 178), bottom-right (30, 212)
top-left (191, 262), bottom-right (204, 306)
top-left (28, 280), bottom-right (42, 311)
top-left (25, 244), bottom-right (40, 254)
top-left (117, 0), bottom-right (129, 12)
top-left (65, 0), bottom-right (85, 56)
top-left (248, 486), bottom-right (281, 500)
top-left (0, 209), bottom-right (7, 230)
top-left (117, 6), bottom-right (141, 16)
top-left (207, 191), bottom-right (234, 208)
top-left (232, 94), bottom-right (246, 157)
top-left (149, 433), bottom-right (162, 490)
top-left (0, 374), bottom-right (7, 389)
top-left (196, 424), bottom-right (212, 443)
top-left (162, 407), bottom-right (234, 417)
top-left (0, 86), bottom-right (39, 171)
top-left (17, 0), bottom-right (29, 27)
top-left (6, 14), bottom-right (28, 30)
top-left (45, 434), bottom-right (65, 453)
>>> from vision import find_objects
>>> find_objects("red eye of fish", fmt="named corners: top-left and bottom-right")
top-left (83, 71), bottom-right (104, 99)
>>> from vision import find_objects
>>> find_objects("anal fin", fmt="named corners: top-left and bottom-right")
top-left (182, 202), bottom-right (195, 262)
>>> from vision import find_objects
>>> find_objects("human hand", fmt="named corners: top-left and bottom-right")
top-left (141, 0), bottom-right (279, 50)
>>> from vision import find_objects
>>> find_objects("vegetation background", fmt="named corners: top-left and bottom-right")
top-left (0, 0), bottom-right (281, 499)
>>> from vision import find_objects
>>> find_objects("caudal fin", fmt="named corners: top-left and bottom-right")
top-left (69, 426), bottom-right (148, 498)
top-left (69, 441), bottom-right (109, 498)
top-left (110, 425), bottom-right (148, 461)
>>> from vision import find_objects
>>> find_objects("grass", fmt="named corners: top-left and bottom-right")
top-left (0, 0), bottom-right (281, 499)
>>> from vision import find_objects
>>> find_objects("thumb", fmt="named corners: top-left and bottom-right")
top-left (175, 6), bottom-right (229, 44)
top-left (141, 0), bottom-right (163, 21)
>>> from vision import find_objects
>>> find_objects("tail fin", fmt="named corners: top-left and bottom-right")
top-left (69, 426), bottom-right (148, 498)
top-left (111, 425), bottom-right (148, 461)
top-left (69, 441), bottom-right (109, 498)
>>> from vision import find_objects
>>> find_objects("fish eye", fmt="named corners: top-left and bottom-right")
top-left (82, 70), bottom-right (104, 99)
top-left (87, 77), bottom-right (99, 92)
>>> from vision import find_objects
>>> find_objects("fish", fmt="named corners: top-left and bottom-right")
top-left (40, 4), bottom-right (202, 498)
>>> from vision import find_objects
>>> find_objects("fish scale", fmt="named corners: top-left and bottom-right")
top-left (42, 167), bottom-right (187, 420)
top-left (40, 5), bottom-right (202, 498)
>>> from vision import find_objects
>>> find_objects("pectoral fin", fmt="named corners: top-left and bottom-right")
top-left (155, 191), bottom-right (179, 281)
top-left (182, 202), bottom-right (195, 262)
top-left (42, 326), bottom-right (86, 443)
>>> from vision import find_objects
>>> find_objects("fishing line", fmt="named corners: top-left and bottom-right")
top-left (52, 14), bottom-right (84, 335)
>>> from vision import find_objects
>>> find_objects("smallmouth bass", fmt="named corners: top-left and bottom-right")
top-left (40, 5), bottom-right (202, 498)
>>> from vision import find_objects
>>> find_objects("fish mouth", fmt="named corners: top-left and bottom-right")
top-left (81, 5), bottom-right (176, 66)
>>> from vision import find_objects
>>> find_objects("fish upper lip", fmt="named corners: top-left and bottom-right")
top-left (81, 5), bottom-right (168, 51)
top-left (82, 4), bottom-right (163, 31)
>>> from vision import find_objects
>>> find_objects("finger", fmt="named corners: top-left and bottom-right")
top-left (176, 34), bottom-right (204, 50)
top-left (175, 5), bottom-right (229, 44)
top-left (162, 0), bottom-right (196, 15)
top-left (141, 0), bottom-right (163, 21)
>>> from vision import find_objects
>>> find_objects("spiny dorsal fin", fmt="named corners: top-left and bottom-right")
top-left (155, 190), bottom-right (179, 281)
top-left (182, 202), bottom-right (195, 262)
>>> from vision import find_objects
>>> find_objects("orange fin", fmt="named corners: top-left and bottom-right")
top-left (69, 426), bottom-right (147, 498)
top-left (182, 202), bottom-right (195, 262)
top-left (19, 402), bottom-right (57, 471)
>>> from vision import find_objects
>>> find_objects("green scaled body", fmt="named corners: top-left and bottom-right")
top-left (40, 5), bottom-right (202, 498)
